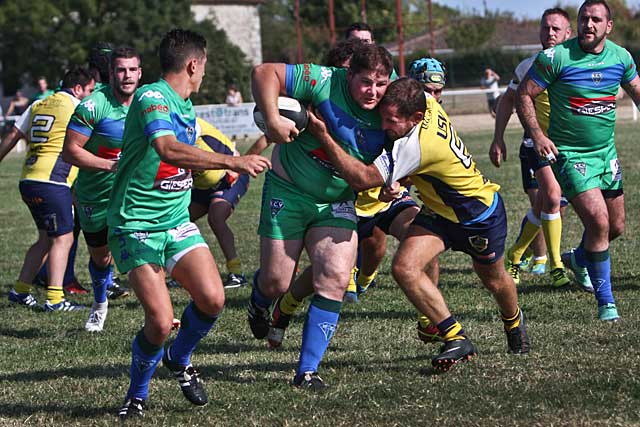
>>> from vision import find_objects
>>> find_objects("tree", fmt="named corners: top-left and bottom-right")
top-left (0, 0), bottom-right (251, 103)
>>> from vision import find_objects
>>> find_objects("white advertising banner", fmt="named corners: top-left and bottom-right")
top-left (195, 102), bottom-right (262, 138)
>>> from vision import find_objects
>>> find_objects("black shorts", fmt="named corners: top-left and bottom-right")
top-left (357, 192), bottom-right (417, 240)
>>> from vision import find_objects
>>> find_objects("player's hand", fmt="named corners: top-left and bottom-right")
top-left (489, 138), bottom-right (506, 167)
top-left (306, 108), bottom-right (329, 141)
top-left (266, 116), bottom-right (299, 144)
top-left (230, 154), bottom-right (271, 177)
top-left (534, 135), bottom-right (559, 163)
top-left (109, 159), bottom-right (118, 173)
top-left (379, 181), bottom-right (402, 202)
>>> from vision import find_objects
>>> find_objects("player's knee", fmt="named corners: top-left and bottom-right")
top-left (194, 293), bottom-right (225, 317)
top-left (609, 218), bottom-right (624, 241)
top-left (391, 257), bottom-right (417, 285)
top-left (146, 315), bottom-right (174, 341)
top-left (257, 270), bottom-right (290, 297)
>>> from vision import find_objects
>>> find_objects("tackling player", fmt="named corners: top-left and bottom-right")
top-left (63, 46), bottom-right (142, 332)
top-left (308, 77), bottom-right (530, 370)
top-left (109, 29), bottom-right (270, 419)
top-left (7, 67), bottom-right (95, 311)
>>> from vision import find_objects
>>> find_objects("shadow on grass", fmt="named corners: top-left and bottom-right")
top-left (0, 363), bottom-right (129, 383)
top-left (0, 402), bottom-right (115, 420)
top-left (0, 326), bottom-right (48, 339)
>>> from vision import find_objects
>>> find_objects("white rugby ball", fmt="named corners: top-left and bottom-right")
top-left (253, 96), bottom-right (308, 134)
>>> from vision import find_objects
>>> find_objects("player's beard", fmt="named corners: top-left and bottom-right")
top-left (578, 30), bottom-right (605, 52)
top-left (114, 82), bottom-right (136, 98)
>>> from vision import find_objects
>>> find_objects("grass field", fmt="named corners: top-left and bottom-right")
top-left (1, 121), bottom-right (640, 426)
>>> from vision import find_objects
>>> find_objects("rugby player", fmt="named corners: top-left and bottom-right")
top-left (7, 67), bottom-right (95, 311)
top-left (516, 0), bottom-right (640, 321)
top-left (63, 46), bottom-right (142, 332)
top-left (490, 8), bottom-right (574, 289)
top-left (109, 29), bottom-right (269, 419)
top-left (308, 77), bottom-right (530, 370)
top-left (248, 43), bottom-right (393, 388)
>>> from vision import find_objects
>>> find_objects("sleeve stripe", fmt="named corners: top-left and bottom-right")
top-left (527, 68), bottom-right (549, 90)
top-left (67, 121), bottom-right (93, 137)
top-left (285, 64), bottom-right (295, 97)
top-left (144, 119), bottom-right (174, 138)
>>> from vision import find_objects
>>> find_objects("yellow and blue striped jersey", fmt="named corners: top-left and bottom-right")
top-left (20, 91), bottom-right (79, 186)
top-left (374, 96), bottom-right (499, 224)
top-left (192, 118), bottom-right (236, 190)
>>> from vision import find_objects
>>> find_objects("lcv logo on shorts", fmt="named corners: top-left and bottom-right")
top-left (270, 199), bottom-right (284, 218)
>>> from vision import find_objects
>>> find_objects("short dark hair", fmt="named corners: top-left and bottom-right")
top-left (541, 7), bottom-right (570, 23)
top-left (325, 38), bottom-right (367, 68)
top-left (348, 44), bottom-right (393, 77)
top-left (110, 46), bottom-right (141, 70)
top-left (380, 78), bottom-right (426, 118)
top-left (61, 67), bottom-right (94, 90)
top-left (89, 42), bottom-right (114, 83)
top-left (159, 29), bottom-right (207, 74)
top-left (344, 22), bottom-right (373, 39)
top-left (579, 0), bottom-right (611, 20)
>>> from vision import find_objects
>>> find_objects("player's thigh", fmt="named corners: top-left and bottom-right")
top-left (604, 192), bottom-right (625, 238)
top-left (388, 204), bottom-right (420, 241)
top-left (171, 246), bottom-right (224, 316)
top-left (259, 236), bottom-right (304, 291)
top-left (208, 198), bottom-right (233, 223)
top-left (305, 226), bottom-right (357, 294)
top-left (393, 215), bottom-right (446, 278)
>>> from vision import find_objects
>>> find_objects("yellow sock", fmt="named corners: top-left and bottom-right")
top-left (347, 267), bottom-right (358, 293)
top-left (418, 313), bottom-right (431, 329)
top-left (226, 258), bottom-right (242, 275)
top-left (510, 210), bottom-right (541, 263)
top-left (15, 280), bottom-right (32, 294)
top-left (501, 306), bottom-right (521, 331)
top-left (541, 211), bottom-right (563, 269)
top-left (356, 270), bottom-right (377, 289)
top-left (46, 286), bottom-right (64, 305)
top-left (279, 290), bottom-right (304, 316)
top-left (442, 321), bottom-right (465, 341)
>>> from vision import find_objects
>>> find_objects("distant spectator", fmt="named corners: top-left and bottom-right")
top-left (225, 83), bottom-right (243, 106)
top-left (31, 77), bottom-right (55, 103)
top-left (480, 68), bottom-right (501, 117)
top-left (344, 22), bottom-right (373, 43)
top-left (5, 90), bottom-right (29, 118)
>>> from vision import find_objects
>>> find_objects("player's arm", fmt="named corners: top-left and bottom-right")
top-left (153, 135), bottom-right (271, 178)
top-left (251, 63), bottom-right (298, 144)
top-left (489, 87), bottom-right (516, 167)
top-left (63, 129), bottom-right (117, 172)
top-left (621, 75), bottom-right (640, 109)
top-left (0, 126), bottom-right (26, 163)
top-left (307, 109), bottom-right (383, 192)
top-left (244, 134), bottom-right (272, 156)
top-left (516, 75), bottom-right (558, 159)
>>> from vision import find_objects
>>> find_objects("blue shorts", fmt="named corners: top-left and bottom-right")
top-left (19, 180), bottom-right (74, 237)
top-left (519, 144), bottom-right (551, 192)
top-left (191, 174), bottom-right (249, 210)
top-left (357, 192), bottom-right (417, 239)
top-left (411, 194), bottom-right (507, 264)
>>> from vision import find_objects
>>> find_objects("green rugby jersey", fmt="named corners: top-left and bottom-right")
top-left (107, 79), bottom-right (197, 232)
top-left (68, 85), bottom-right (129, 206)
top-left (282, 64), bottom-right (388, 202)
top-left (528, 38), bottom-right (637, 152)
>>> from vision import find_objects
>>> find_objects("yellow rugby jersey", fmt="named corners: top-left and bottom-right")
top-left (374, 96), bottom-right (500, 224)
top-left (192, 117), bottom-right (236, 190)
top-left (355, 185), bottom-right (410, 218)
top-left (20, 91), bottom-right (79, 186)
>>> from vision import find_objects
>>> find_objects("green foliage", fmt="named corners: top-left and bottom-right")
top-left (445, 16), bottom-right (496, 51)
top-left (0, 0), bottom-right (251, 102)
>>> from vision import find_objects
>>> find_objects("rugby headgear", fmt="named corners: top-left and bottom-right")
top-left (408, 57), bottom-right (446, 87)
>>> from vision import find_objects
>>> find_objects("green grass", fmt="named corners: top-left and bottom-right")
top-left (1, 122), bottom-right (640, 426)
